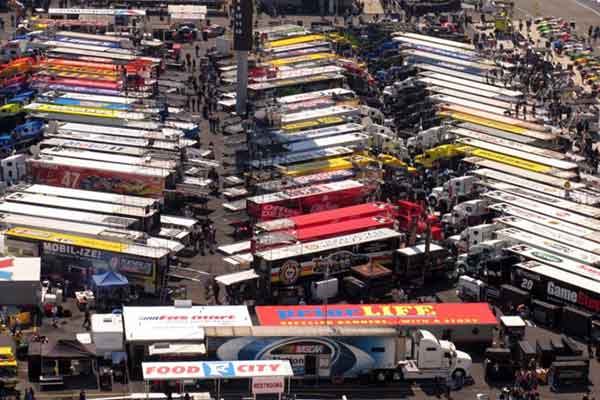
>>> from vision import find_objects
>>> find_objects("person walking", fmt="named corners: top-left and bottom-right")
top-left (82, 308), bottom-right (91, 330)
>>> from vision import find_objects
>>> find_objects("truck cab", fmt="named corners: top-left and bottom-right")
top-left (455, 238), bottom-right (513, 275)
top-left (0, 345), bottom-right (18, 390)
top-left (457, 223), bottom-right (499, 252)
top-left (443, 198), bottom-right (491, 229)
top-left (400, 330), bottom-right (472, 381)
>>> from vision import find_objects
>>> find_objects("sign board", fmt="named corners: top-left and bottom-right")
top-left (122, 306), bottom-right (252, 342)
top-left (252, 376), bottom-right (285, 394)
top-left (167, 5), bottom-right (207, 13)
top-left (256, 303), bottom-right (498, 326)
top-left (508, 244), bottom-right (600, 282)
top-left (142, 360), bottom-right (293, 380)
top-left (49, 8), bottom-right (146, 16)
top-left (232, 0), bottom-right (253, 51)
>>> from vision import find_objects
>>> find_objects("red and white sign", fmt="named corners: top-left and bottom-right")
top-left (252, 376), bottom-right (285, 394)
top-left (142, 361), bottom-right (294, 380)
top-left (122, 306), bottom-right (252, 342)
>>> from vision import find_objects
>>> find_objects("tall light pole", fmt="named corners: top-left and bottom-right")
top-left (233, 0), bottom-right (253, 116)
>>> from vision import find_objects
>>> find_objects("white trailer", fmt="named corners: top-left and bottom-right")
top-left (433, 94), bottom-right (512, 116)
top-left (496, 217), bottom-right (600, 254)
top-left (276, 88), bottom-right (356, 105)
top-left (0, 201), bottom-right (136, 229)
top-left (452, 127), bottom-right (536, 145)
top-left (418, 76), bottom-right (514, 102)
top-left (491, 204), bottom-right (600, 242)
top-left (428, 87), bottom-right (515, 109)
top-left (284, 133), bottom-right (368, 153)
top-left (417, 64), bottom-right (497, 85)
top-left (40, 147), bottom-right (177, 170)
top-left (458, 123), bottom-right (546, 145)
top-left (57, 121), bottom-right (184, 140)
top-left (19, 183), bottom-right (158, 209)
top-left (394, 32), bottom-right (476, 50)
top-left (274, 123), bottom-right (363, 143)
top-left (442, 104), bottom-right (550, 134)
top-left (459, 138), bottom-right (578, 171)
top-left (420, 72), bottom-right (522, 98)
top-left (250, 146), bottom-right (354, 168)
top-left (41, 138), bottom-right (149, 157)
top-left (280, 105), bottom-right (359, 124)
top-left (487, 183), bottom-right (600, 218)
top-left (507, 244), bottom-right (600, 281)
top-left (484, 190), bottom-right (600, 230)
top-left (496, 227), bottom-right (600, 266)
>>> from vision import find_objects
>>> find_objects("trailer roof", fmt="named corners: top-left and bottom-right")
top-left (0, 201), bottom-right (135, 229)
top-left (21, 184), bottom-right (157, 208)
top-left (40, 146), bottom-right (177, 170)
top-left (5, 192), bottom-right (154, 218)
top-left (0, 212), bottom-right (144, 242)
top-left (256, 228), bottom-right (401, 261)
top-left (29, 155), bottom-right (172, 177)
top-left (247, 179), bottom-right (363, 205)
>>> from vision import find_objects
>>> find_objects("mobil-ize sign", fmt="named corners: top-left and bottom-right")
top-left (142, 360), bottom-right (293, 380)
top-left (256, 303), bottom-right (498, 326)
top-left (252, 376), bottom-right (285, 394)
top-left (42, 242), bottom-right (154, 275)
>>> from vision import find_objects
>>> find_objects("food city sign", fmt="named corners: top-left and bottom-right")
top-left (142, 361), bottom-right (293, 380)
top-left (256, 303), bottom-right (498, 326)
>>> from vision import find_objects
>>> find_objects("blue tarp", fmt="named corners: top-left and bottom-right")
top-left (92, 271), bottom-right (129, 288)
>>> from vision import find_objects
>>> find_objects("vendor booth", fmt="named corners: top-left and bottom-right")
top-left (0, 257), bottom-right (42, 331)
top-left (27, 337), bottom-right (97, 390)
top-left (91, 271), bottom-right (130, 312)
top-left (0, 257), bottom-right (41, 306)
top-left (142, 360), bottom-right (293, 399)
top-left (122, 306), bottom-right (252, 380)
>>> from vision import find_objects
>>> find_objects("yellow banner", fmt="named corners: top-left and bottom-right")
top-left (460, 146), bottom-right (551, 173)
top-left (6, 227), bottom-right (128, 253)
top-left (282, 116), bottom-right (344, 131)
top-left (269, 53), bottom-right (336, 67)
top-left (439, 111), bottom-right (528, 135)
top-left (267, 34), bottom-right (325, 48)
top-left (29, 103), bottom-right (117, 119)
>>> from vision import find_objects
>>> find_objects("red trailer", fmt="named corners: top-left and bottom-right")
top-left (246, 180), bottom-right (369, 222)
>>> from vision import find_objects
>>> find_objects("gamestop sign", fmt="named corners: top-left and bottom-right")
top-left (142, 361), bottom-right (293, 380)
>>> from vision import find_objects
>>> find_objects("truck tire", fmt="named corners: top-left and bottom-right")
top-left (375, 371), bottom-right (387, 382)
top-left (452, 369), bottom-right (466, 388)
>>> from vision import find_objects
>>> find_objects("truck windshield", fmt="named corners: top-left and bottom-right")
top-left (0, 365), bottom-right (17, 378)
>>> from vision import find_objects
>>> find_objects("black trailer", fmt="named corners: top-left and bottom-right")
top-left (512, 261), bottom-right (600, 316)
top-left (548, 361), bottom-right (589, 391)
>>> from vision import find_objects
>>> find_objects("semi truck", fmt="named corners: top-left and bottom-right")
top-left (214, 328), bottom-right (473, 383)
top-left (429, 176), bottom-right (481, 213)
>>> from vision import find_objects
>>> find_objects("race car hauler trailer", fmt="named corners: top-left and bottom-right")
top-left (209, 325), bottom-right (474, 383)
top-left (512, 260), bottom-right (600, 315)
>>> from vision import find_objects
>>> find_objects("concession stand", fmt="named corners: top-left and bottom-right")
top-left (142, 360), bottom-right (294, 399)
top-left (122, 306), bottom-right (252, 380)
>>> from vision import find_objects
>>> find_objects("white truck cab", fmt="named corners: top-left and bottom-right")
top-left (400, 330), bottom-right (472, 381)
top-left (455, 238), bottom-right (513, 275)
